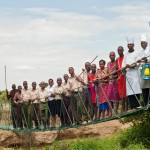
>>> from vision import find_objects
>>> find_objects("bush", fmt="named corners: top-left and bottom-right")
top-left (123, 143), bottom-right (146, 150)
top-left (67, 137), bottom-right (143, 150)
top-left (118, 108), bottom-right (150, 149)
top-left (46, 137), bottom-right (146, 150)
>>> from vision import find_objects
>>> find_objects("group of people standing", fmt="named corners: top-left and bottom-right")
top-left (6, 34), bottom-right (150, 130)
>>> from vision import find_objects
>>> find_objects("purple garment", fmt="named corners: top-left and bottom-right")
top-left (107, 81), bottom-right (120, 102)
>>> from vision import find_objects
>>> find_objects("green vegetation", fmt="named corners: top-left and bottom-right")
top-left (42, 136), bottom-right (146, 150)
top-left (119, 108), bottom-right (150, 149)
top-left (0, 91), bottom-right (7, 102)
top-left (42, 108), bottom-right (150, 150)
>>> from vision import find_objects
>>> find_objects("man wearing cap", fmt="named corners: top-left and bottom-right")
top-left (137, 34), bottom-right (150, 106)
top-left (39, 81), bottom-right (49, 129)
top-left (122, 37), bottom-right (142, 109)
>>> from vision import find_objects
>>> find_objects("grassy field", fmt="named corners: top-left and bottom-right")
top-left (40, 136), bottom-right (146, 150)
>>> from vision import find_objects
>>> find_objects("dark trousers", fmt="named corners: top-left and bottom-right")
top-left (40, 102), bottom-right (48, 128)
top-left (56, 100), bottom-right (64, 126)
top-left (128, 94), bottom-right (140, 109)
top-left (22, 102), bottom-right (32, 129)
top-left (47, 100), bottom-right (57, 126)
top-left (11, 105), bottom-right (17, 128)
top-left (32, 103), bottom-right (40, 128)
top-left (62, 96), bottom-right (73, 126)
top-left (71, 93), bottom-right (82, 124)
top-left (82, 88), bottom-right (93, 121)
top-left (142, 88), bottom-right (150, 106)
top-left (16, 104), bottom-right (23, 128)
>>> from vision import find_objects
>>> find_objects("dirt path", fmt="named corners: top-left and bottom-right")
top-left (57, 119), bottom-right (131, 140)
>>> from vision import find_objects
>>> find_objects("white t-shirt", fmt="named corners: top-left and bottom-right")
top-left (47, 85), bottom-right (55, 101)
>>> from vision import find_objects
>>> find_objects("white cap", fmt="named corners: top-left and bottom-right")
top-left (140, 33), bottom-right (147, 42)
top-left (126, 36), bottom-right (134, 44)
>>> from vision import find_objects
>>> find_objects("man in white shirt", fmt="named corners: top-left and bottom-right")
top-left (39, 81), bottom-right (49, 129)
top-left (62, 74), bottom-right (73, 126)
top-left (137, 34), bottom-right (150, 106)
top-left (47, 79), bottom-right (56, 128)
top-left (82, 62), bottom-right (93, 122)
top-left (123, 37), bottom-right (142, 109)
top-left (30, 82), bottom-right (40, 129)
top-left (53, 78), bottom-right (64, 127)
top-left (66, 67), bottom-right (83, 125)
top-left (21, 81), bottom-right (32, 129)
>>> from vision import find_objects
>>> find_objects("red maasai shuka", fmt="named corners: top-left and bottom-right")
top-left (107, 61), bottom-right (120, 102)
top-left (116, 56), bottom-right (127, 99)
top-left (96, 68), bottom-right (108, 104)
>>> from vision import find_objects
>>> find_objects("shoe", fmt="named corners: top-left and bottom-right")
top-left (137, 106), bottom-right (142, 109)
top-left (11, 127), bottom-right (15, 130)
top-left (88, 120), bottom-right (92, 123)
top-left (82, 121), bottom-right (87, 125)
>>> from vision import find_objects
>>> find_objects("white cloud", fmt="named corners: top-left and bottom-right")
top-left (91, 2), bottom-right (150, 30)
top-left (14, 65), bottom-right (36, 71)
top-left (0, 2), bottom-right (150, 90)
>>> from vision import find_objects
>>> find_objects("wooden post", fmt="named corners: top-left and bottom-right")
top-left (5, 65), bottom-right (7, 90)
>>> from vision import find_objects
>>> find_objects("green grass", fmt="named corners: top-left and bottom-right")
top-left (42, 135), bottom-right (146, 150)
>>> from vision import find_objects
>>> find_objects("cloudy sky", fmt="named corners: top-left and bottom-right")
top-left (0, 0), bottom-right (150, 90)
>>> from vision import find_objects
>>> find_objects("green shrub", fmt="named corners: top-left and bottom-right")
top-left (123, 143), bottom-right (146, 150)
top-left (118, 108), bottom-right (150, 149)
top-left (68, 137), bottom-right (120, 150)
top-left (32, 135), bottom-right (147, 150)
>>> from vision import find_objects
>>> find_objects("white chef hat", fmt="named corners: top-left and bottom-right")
top-left (140, 33), bottom-right (148, 42)
top-left (126, 36), bottom-right (134, 44)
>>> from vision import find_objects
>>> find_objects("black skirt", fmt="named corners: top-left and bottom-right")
top-left (55, 99), bottom-right (62, 117)
top-left (48, 99), bottom-right (56, 117)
